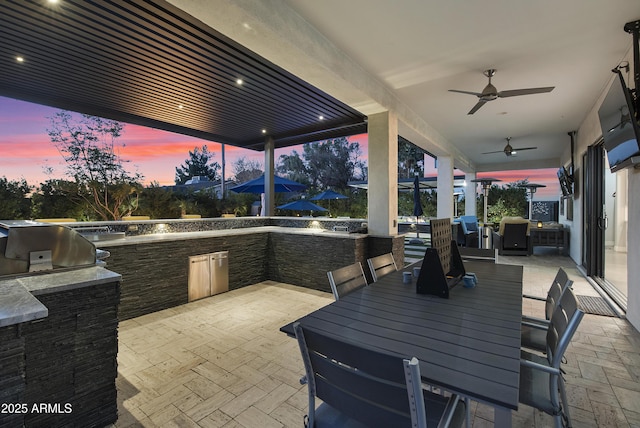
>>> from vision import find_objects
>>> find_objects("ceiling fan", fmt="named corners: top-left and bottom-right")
top-left (482, 137), bottom-right (537, 157)
top-left (449, 69), bottom-right (555, 114)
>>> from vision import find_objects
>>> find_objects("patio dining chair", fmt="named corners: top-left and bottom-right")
top-left (367, 252), bottom-right (398, 282)
top-left (327, 262), bottom-right (367, 300)
top-left (521, 268), bottom-right (573, 353)
top-left (519, 287), bottom-right (584, 428)
top-left (293, 322), bottom-right (467, 428)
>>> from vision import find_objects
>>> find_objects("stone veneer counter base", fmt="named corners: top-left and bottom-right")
top-left (96, 226), bottom-right (401, 321)
top-left (0, 267), bottom-right (121, 427)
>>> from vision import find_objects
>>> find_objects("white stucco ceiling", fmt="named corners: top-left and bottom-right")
top-left (172, 0), bottom-right (638, 172)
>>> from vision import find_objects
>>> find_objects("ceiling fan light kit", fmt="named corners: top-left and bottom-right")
top-left (481, 137), bottom-right (538, 157)
top-left (449, 69), bottom-right (555, 115)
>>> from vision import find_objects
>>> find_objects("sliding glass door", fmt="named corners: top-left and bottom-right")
top-left (583, 141), bottom-right (628, 311)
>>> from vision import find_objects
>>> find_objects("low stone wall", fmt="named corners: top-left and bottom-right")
top-left (266, 232), bottom-right (367, 293)
top-left (103, 228), bottom-right (398, 320)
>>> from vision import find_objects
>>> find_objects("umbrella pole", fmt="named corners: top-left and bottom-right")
top-left (409, 216), bottom-right (425, 245)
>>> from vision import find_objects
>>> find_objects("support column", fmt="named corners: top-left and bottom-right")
top-left (367, 111), bottom-right (398, 236)
top-left (465, 172), bottom-right (477, 217)
top-left (264, 137), bottom-right (275, 216)
top-left (436, 156), bottom-right (454, 219)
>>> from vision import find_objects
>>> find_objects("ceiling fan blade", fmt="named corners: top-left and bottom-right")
top-left (481, 150), bottom-right (505, 155)
top-left (512, 146), bottom-right (537, 151)
top-left (448, 89), bottom-right (483, 97)
top-left (497, 87), bottom-right (555, 98)
top-left (468, 100), bottom-right (487, 115)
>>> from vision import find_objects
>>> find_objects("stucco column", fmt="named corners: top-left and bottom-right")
top-left (465, 172), bottom-right (477, 217)
top-left (436, 156), bottom-right (454, 219)
top-left (263, 137), bottom-right (275, 216)
top-left (367, 111), bottom-right (398, 236)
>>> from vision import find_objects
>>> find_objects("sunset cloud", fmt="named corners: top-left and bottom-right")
top-left (0, 97), bottom-right (559, 198)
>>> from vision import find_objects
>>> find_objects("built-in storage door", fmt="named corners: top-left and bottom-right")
top-left (188, 254), bottom-right (211, 301)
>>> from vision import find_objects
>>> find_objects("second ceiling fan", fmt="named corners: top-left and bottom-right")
top-left (483, 137), bottom-right (537, 157)
top-left (449, 69), bottom-right (555, 114)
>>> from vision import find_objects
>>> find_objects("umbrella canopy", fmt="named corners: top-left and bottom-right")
top-left (230, 174), bottom-right (307, 193)
top-left (310, 190), bottom-right (348, 200)
top-left (277, 200), bottom-right (328, 212)
top-left (412, 176), bottom-right (424, 217)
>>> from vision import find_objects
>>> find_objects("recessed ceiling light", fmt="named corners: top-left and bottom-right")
top-left (236, 78), bottom-right (243, 85)
top-left (178, 104), bottom-right (184, 110)
top-left (318, 115), bottom-right (324, 121)
top-left (16, 56), bottom-right (24, 63)
top-left (48, 0), bottom-right (59, 4)
top-left (261, 129), bottom-right (267, 134)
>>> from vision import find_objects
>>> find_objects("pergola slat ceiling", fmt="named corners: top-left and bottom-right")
top-left (0, 0), bottom-right (367, 150)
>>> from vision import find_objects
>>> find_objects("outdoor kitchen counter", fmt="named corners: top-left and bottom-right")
top-left (0, 267), bottom-right (121, 327)
top-left (0, 279), bottom-right (47, 328)
top-left (93, 225), bottom-right (366, 247)
top-left (94, 226), bottom-right (384, 320)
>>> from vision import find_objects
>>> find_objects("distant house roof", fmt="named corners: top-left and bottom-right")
top-left (163, 178), bottom-right (236, 196)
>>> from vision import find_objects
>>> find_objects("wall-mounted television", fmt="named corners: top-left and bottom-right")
top-left (557, 166), bottom-right (573, 197)
top-left (598, 69), bottom-right (640, 172)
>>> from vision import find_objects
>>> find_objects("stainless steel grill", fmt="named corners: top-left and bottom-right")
top-left (0, 220), bottom-right (99, 277)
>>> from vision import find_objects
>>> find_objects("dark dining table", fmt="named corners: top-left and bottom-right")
top-left (281, 260), bottom-right (523, 427)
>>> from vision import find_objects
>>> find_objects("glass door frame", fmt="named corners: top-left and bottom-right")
top-left (583, 142), bottom-right (605, 277)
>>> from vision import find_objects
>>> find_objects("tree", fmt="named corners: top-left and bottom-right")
top-left (175, 145), bottom-right (220, 184)
top-left (0, 177), bottom-right (31, 219)
top-left (299, 137), bottom-right (366, 191)
top-left (232, 156), bottom-right (263, 183)
top-left (480, 179), bottom-right (529, 223)
top-left (46, 111), bottom-right (143, 220)
top-left (276, 137), bottom-right (366, 191)
top-left (136, 182), bottom-right (182, 219)
top-left (276, 150), bottom-right (310, 186)
top-left (398, 136), bottom-right (425, 178)
top-left (31, 179), bottom-right (89, 220)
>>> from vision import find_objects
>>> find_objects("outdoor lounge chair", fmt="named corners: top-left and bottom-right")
top-left (519, 287), bottom-right (584, 428)
top-left (493, 216), bottom-right (532, 255)
top-left (294, 322), bottom-right (467, 428)
top-left (458, 215), bottom-right (479, 247)
top-left (327, 262), bottom-right (367, 300)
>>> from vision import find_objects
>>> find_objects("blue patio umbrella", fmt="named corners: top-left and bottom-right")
top-left (277, 200), bottom-right (328, 214)
top-left (310, 190), bottom-right (348, 201)
top-left (230, 174), bottom-right (307, 193)
top-left (310, 189), bottom-right (348, 215)
top-left (410, 175), bottom-right (425, 244)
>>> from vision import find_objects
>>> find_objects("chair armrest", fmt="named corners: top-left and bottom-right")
top-left (522, 315), bottom-right (550, 326)
top-left (521, 319), bottom-right (549, 329)
top-left (520, 358), bottom-right (561, 375)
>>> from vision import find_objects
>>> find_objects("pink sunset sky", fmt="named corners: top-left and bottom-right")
top-left (0, 96), bottom-right (559, 200)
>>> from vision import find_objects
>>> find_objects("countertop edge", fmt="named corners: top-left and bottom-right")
top-left (0, 267), bottom-right (121, 327)
top-left (94, 226), bottom-right (367, 247)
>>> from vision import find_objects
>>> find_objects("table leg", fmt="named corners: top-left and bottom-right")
top-left (494, 407), bottom-right (512, 427)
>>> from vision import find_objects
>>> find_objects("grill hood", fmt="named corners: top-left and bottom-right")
top-left (0, 220), bottom-right (97, 277)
